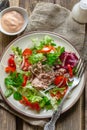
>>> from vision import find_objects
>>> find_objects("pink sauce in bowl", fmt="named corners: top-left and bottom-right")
top-left (1, 11), bottom-right (24, 33)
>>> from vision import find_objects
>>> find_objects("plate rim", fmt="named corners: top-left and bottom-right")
top-left (0, 31), bottom-right (85, 118)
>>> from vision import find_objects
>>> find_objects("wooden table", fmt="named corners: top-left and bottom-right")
top-left (0, 0), bottom-right (87, 130)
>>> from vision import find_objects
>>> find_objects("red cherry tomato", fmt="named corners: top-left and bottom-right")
top-left (22, 48), bottom-right (32, 56)
top-left (32, 102), bottom-right (40, 111)
top-left (22, 75), bottom-right (28, 87)
top-left (54, 76), bottom-right (64, 85)
top-left (22, 59), bottom-right (31, 71)
top-left (20, 96), bottom-right (40, 111)
top-left (54, 76), bottom-right (68, 87)
top-left (38, 45), bottom-right (55, 53)
top-left (20, 96), bottom-right (32, 107)
top-left (67, 64), bottom-right (73, 77)
top-left (8, 55), bottom-right (16, 68)
top-left (5, 66), bottom-right (16, 73)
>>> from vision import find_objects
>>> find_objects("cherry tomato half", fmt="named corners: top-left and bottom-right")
top-left (22, 75), bottom-right (28, 87)
top-left (54, 75), bottom-right (68, 87)
top-left (5, 66), bottom-right (16, 73)
top-left (22, 48), bottom-right (32, 57)
top-left (67, 64), bottom-right (73, 77)
top-left (20, 96), bottom-right (40, 111)
top-left (8, 55), bottom-right (16, 68)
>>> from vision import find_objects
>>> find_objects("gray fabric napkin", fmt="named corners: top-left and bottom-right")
top-left (0, 2), bottom-right (85, 127)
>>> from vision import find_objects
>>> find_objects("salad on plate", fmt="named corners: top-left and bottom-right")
top-left (4, 35), bottom-right (78, 112)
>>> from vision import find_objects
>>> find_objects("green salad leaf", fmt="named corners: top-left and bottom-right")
top-left (31, 35), bottom-right (56, 51)
top-left (5, 88), bottom-right (13, 98)
top-left (5, 72), bottom-right (23, 88)
top-left (29, 53), bottom-right (44, 64)
top-left (39, 96), bottom-right (52, 110)
top-left (12, 46), bottom-right (22, 56)
top-left (46, 52), bottom-right (58, 66)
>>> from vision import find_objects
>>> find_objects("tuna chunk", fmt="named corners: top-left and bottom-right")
top-left (32, 78), bottom-right (48, 89)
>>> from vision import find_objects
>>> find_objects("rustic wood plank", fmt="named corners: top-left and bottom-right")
top-left (23, 122), bottom-right (36, 130)
top-left (0, 108), bottom-right (16, 130)
top-left (55, 94), bottom-right (85, 130)
top-left (19, 0), bottom-right (25, 8)
top-left (0, 33), bottom-right (17, 52)
top-left (9, 0), bottom-right (19, 6)
top-left (85, 24), bottom-right (87, 130)
top-left (55, 0), bottom-right (79, 10)
top-left (16, 117), bottom-right (23, 130)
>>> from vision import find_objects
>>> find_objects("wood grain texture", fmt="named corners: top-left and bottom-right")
top-left (85, 24), bottom-right (87, 130)
top-left (23, 122), bottom-right (36, 130)
top-left (55, 94), bottom-right (85, 130)
top-left (0, 108), bottom-right (16, 130)
top-left (16, 117), bottom-right (23, 130)
top-left (9, 0), bottom-right (19, 6)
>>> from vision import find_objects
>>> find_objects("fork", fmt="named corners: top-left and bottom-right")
top-left (44, 59), bottom-right (86, 130)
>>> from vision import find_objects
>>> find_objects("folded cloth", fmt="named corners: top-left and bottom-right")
top-left (0, 2), bottom-right (85, 127)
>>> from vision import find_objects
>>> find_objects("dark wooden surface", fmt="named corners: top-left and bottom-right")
top-left (0, 0), bottom-right (87, 130)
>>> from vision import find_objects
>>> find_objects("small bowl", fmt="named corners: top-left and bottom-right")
top-left (0, 6), bottom-right (29, 35)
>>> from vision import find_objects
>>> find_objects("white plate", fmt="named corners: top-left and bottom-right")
top-left (0, 31), bottom-right (85, 118)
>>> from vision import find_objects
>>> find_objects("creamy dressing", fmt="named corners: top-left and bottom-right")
top-left (1, 11), bottom-right (24, 33)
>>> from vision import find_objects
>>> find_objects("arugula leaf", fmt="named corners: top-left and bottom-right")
top-left (5, 89), bottom-right (13, 98)
top-left (29, 53), bottom-right (44, 64)
top-left (13, 92), bottom-right (22, 100)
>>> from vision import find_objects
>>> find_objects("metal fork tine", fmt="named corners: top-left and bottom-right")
top-left (76, 58), bottom-right (82, 73)
top-left (77, 59), bottom-right (83, 75)
top-left (77, 59), bottom-right (85, 78)
top-left (78, 60), bottom-right (86, 78)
